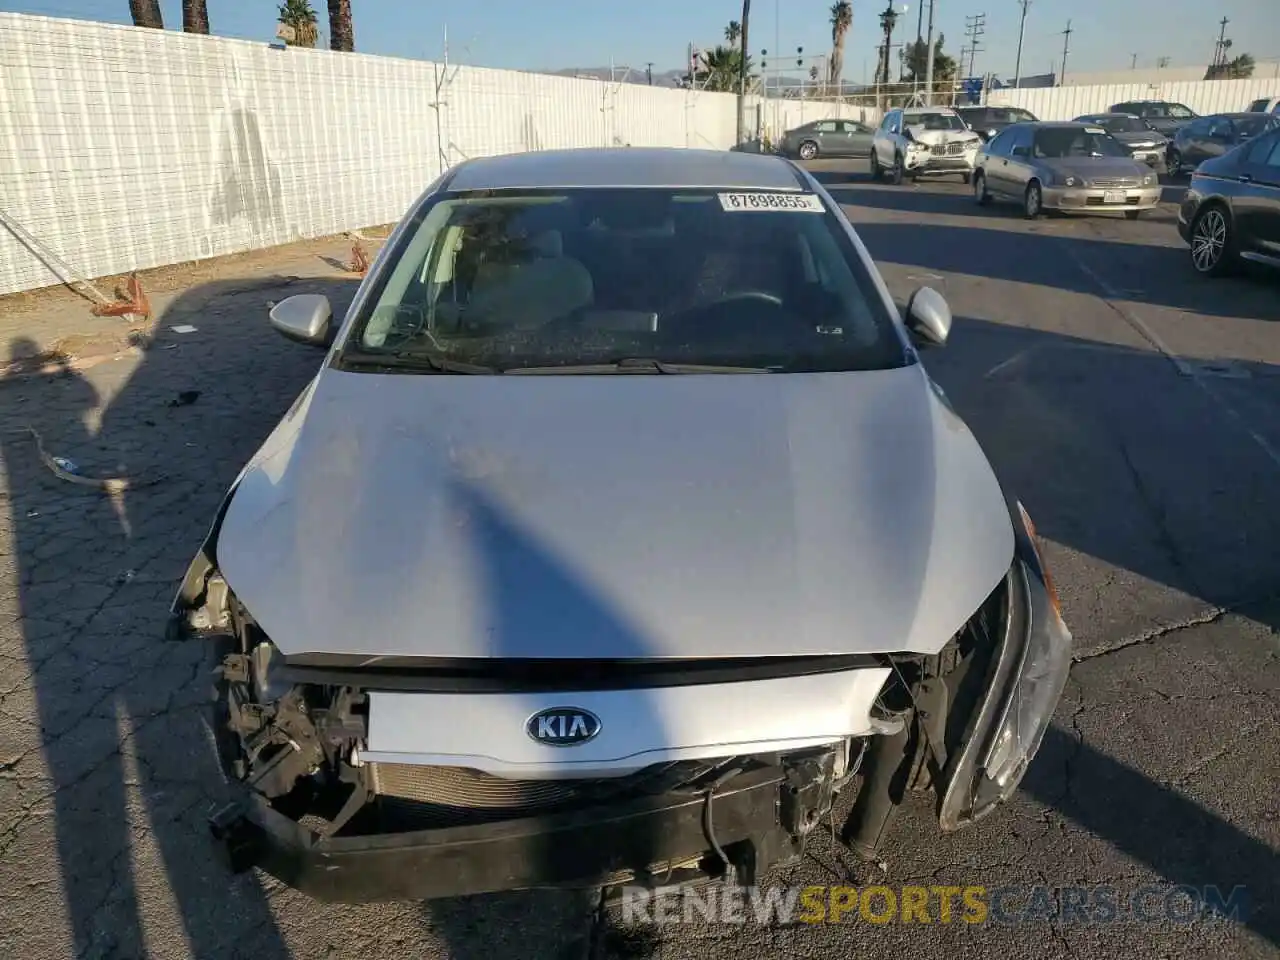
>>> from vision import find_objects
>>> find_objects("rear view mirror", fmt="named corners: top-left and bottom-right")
top-left (905, 287), bottom-right (951, 348)
top-left (269, 294), bottom-right (333, 346)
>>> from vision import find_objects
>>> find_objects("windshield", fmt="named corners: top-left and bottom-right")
top-left (344, 188), bottom-right (906, 374)
top-left (904, 112), bottom-right (967, 131)
top-left (1091, 116), bottom-right (1150, 134)
top-left (1033, 128), bottom-right (1131, 159)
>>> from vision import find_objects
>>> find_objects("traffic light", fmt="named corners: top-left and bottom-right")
top-left (761, 48), bottom-right (767, 69)
top-left (797, 46), bottom-right (803, 67)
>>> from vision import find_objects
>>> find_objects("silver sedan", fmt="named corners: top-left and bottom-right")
top-left (973, 122), bottom-right (1162, 219)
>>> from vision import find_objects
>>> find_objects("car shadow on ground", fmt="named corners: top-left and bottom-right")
top-left (1, 277), bottom-right (1276, 957)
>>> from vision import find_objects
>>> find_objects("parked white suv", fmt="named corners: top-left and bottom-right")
top-left (871, 107), bottom-right (983, 184)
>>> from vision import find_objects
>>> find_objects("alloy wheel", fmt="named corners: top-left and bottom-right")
top-left (799, 141), bottom-right (817, 160)
top-left (1190, 207), bottom-right (1229, 274)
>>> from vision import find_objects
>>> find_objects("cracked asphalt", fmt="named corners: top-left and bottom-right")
top-left (1, 162), bottom-right (1277, 959)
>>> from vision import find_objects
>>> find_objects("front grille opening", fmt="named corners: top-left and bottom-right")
top-left (361, 757), bottom-right (756, 832)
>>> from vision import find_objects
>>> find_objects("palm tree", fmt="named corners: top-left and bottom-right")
top-left (724, 20), bottom-right (742, 47)
top-left (182, 0), bottom-right (209, 34)
top-left (328, 0), bottom-right (355, 52)
top-left (828, 1), bottom-right (853, 94)
top-left (696, 46), bottom-right (755, 92)
top-left (278, 0), bottom-right (319, 48)
top-left (128, 0), bottom-right (163, 29)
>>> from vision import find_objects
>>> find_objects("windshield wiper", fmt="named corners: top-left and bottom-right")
top-left (338, 350), bottom-right (496, 374)
top-left (504, 358), bottom-right (773, 375)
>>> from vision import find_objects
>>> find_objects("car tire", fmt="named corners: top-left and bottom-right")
top-left (1167, 149), bottom-right (1182, 177)
top-left (890, 153), bottom-right (905, 185)
top-left (869, 151), bottom-right (882, 181)
top-left (973, 171), bottom-right (990, 206)
top-left (1189, 203), bottom-right (1237, 277)
top-left (1124, 210), bottom-right (1142, 220)
top-left (798, 140), bottom-right (818, 161)
top-left (1023, 181), bottom-right (1043, 219)
top-left (961, 172), bottom-right (972, 185)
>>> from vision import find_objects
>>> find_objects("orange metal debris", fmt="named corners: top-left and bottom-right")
top-left (90, 273), bottom-right (151, 321)
top-left (347, 241), bottom-right (370, 276)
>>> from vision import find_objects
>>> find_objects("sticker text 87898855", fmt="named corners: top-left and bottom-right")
top-left (717, 192), bottom-right (826, 212)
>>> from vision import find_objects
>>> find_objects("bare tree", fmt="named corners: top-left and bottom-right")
top-left (328, 0), bottom-right (355, 52)
top-left (128, 0), bottom-right (164, 29)
top-left (182, 0), bottom-right (210, 34)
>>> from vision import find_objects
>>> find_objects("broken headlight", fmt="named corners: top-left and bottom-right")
top-left (939, 503), bottom-right (1072, 829)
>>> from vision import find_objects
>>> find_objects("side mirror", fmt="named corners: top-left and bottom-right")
top-left (269, 294), bottom-right (333, 346)
top-left (905, 286), bottom-right (951, 348)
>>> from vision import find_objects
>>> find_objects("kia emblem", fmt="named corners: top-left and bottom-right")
top-left (526, 707), bottom-right (602, 746)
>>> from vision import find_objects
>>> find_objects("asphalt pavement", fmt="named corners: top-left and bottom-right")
top-left (0, 159), bottom-right (1276, 960)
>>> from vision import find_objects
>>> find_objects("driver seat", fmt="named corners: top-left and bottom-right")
top-left (467, 230), bottom-right (594, 330)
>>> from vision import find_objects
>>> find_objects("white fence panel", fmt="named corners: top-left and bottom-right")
top-left (3, 14), bottom-right (821, 297)
top-left (988, 77), bottom-right (1280, 120)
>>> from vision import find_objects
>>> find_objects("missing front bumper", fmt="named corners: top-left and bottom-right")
top-left (209, 764), bottom-right (807, 903)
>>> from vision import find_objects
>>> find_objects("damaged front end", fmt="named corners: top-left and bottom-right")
top-left (168, 496), bottom-right (1070, 904)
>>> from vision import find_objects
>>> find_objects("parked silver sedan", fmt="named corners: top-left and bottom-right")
top-left (973, 122), bottom-right (1161, 219)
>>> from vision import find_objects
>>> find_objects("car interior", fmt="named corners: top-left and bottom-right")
top-left (358, 190), bottom-right (893, 368)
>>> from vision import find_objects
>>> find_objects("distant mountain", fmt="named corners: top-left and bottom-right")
top-left (546, 66), bottom-right (688, 86)
top-left (545, 66), bottom-right (825, 93)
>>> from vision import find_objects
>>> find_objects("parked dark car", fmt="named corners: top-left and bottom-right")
top-left (956, 105), bottom-right (1039, 141)
top-left (1168, 112), bottom-right (1280, 175)
top-left (779, 119), bottom-right (875, 160)
top-left (1108, 100), bottom-right (1197, 137)
top-left (1073, 113), bottom-right (1168, 168)
top-left (1178, 127), bottom-right (1280, 275)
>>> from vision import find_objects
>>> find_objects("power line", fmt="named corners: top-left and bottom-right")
top-left (1059, 18), bottom-right (1072, 85)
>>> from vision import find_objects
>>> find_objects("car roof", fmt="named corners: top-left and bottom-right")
top-left (1081, 112), bottom-right (1139, 119)
top-left (443, 148), bottom-right (807, 192)
top-left (1205, 112), bottom-right (1273, 120)
top-left (902, 107), bottom-right (959, 115)
top-left (1022, 121), bottom-right (1106, 129)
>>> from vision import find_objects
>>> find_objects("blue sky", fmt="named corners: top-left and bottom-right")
top-left (4, 0), bottom-right (1279, 82)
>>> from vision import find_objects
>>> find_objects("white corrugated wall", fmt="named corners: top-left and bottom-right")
top-left (3, 14), bottom-right (847, 296)
top-left (988, 77), bottom-right (1280, 120)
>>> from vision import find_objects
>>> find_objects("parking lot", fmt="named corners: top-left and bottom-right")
top-left (0, 158), bottom-right (1277, 960)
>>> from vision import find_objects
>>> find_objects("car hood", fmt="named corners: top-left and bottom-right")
top-left (906, 126), bottom-right (981, 148)
top-left (1038, 157), bottom-right (1151, 180)
top-left (217, 365), bottom-right (1014, 661)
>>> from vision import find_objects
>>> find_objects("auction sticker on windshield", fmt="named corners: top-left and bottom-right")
top-left (718, 192), bottom-right (825, 212)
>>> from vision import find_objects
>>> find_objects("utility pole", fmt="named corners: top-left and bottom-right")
top-left (1013, 0), bottom-right (1029, 87)
top-left (1213, 17), bottom-right (1229, 69)
top-left (737, 0), bottom-right (751, 143)
top-left (645, 62), bottom-right (653, 85)
top-left (963, 12), bottom-right (985, 79)
top-left (1130, 53), bottom-right (1137, 70)
top-left (913, 0), bottom-right (925, 96)
top-left (1059, 19), bottom-right (1072, 85)
top-left (924, 0), bottom-right (938, 104)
